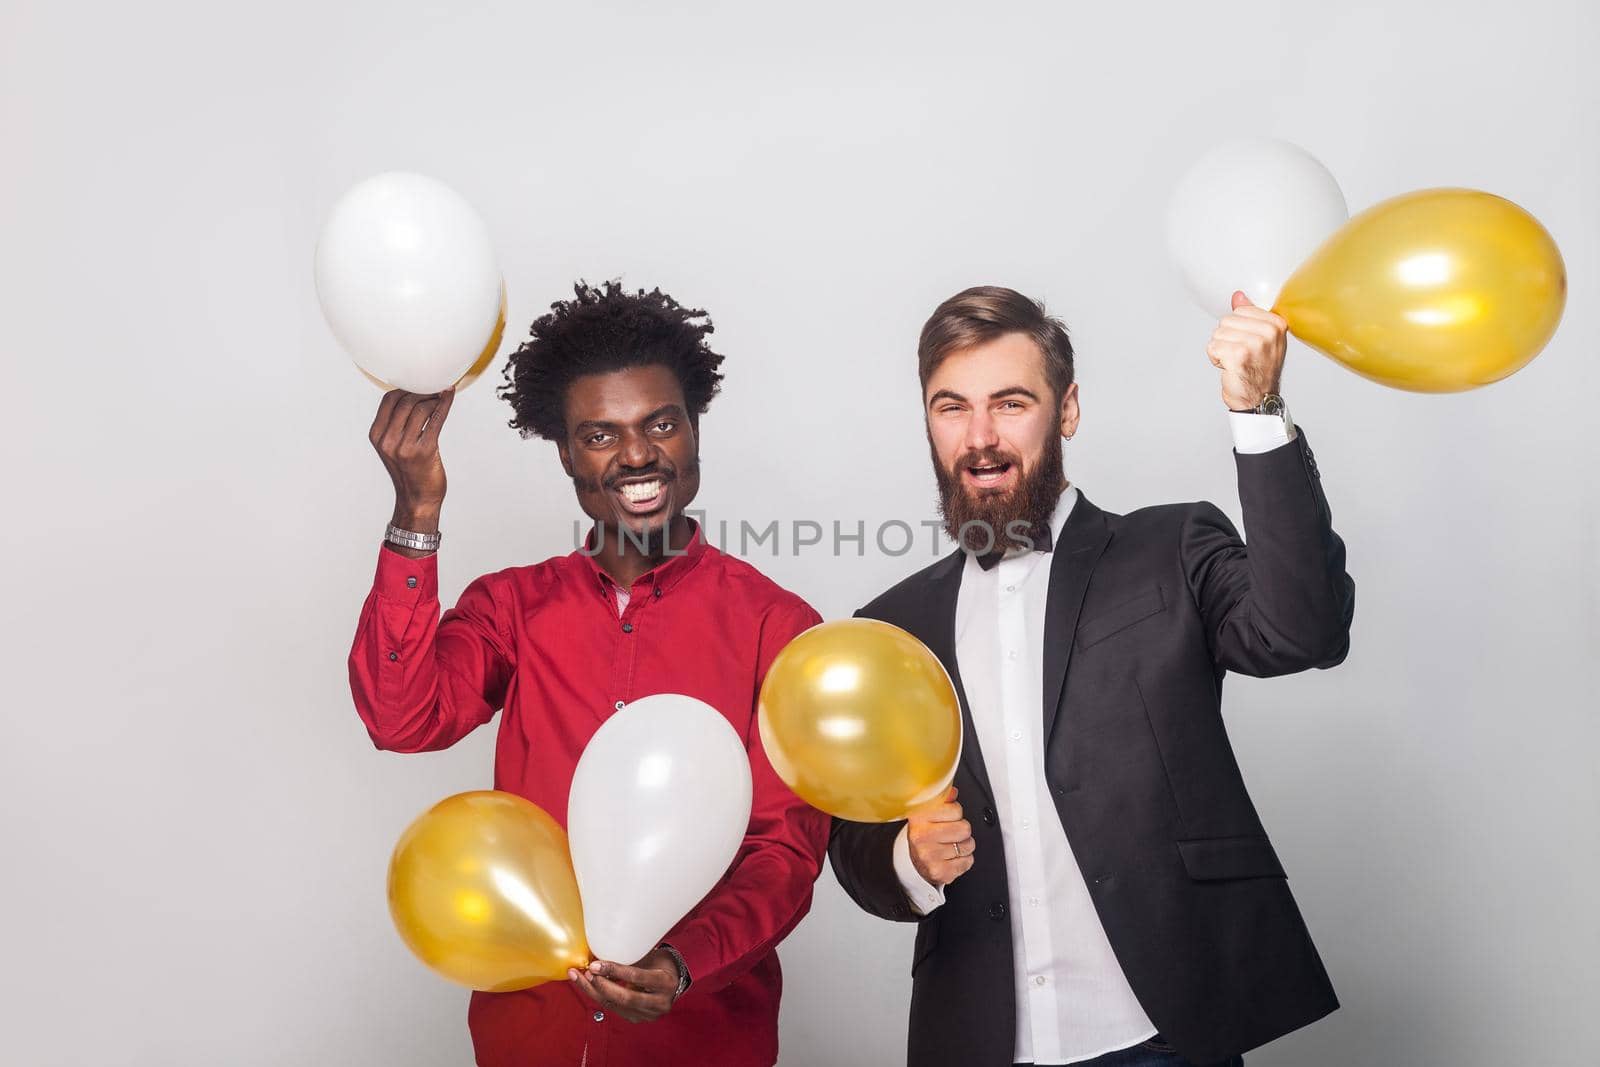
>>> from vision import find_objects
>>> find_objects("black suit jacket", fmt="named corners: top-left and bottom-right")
top-left (829, 429), bottom-right (1353, 1066)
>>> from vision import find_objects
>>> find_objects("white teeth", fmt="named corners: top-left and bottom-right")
top-left (619, 480), bottom-right (663, 502)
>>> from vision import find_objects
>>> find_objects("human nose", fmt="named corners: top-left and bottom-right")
top-left (617, 428), bottom-right (655, 469)
top-left (963, 408), bottom-right (999, 452)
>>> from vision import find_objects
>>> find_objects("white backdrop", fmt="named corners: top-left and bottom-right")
top-left (3, 2), bottom-right (1596, 1064)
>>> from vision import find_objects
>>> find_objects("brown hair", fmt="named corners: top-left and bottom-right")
top-left (917, 286), bottom-right (1074, 399)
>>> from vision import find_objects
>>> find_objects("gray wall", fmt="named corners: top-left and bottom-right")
top-left (3, 1), bottom-right (1596, 1063)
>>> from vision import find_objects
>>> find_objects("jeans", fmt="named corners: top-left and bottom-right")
top-left (1016, 1033), bottom-right (1245, 1067)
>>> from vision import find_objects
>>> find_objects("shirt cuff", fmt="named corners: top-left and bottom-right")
top-left (373, 542), bottom-right (439, 605)
top-left (1228, 406), bottom-right (1297, 455)
top-left (893, 824), bottom-right (946, 916)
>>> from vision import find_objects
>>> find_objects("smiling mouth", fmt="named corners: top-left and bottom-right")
top-left (963, 461), bottom-right (1016, 490)
top-left (613, 477), bottom-right (669, 515)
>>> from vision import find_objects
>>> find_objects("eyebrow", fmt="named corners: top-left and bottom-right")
top-left (927, 385), bottom-right (1040, 408)
top-left (573, 403), bottom-right (688, 434)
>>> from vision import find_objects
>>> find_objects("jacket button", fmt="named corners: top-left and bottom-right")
top-left (387, 651), bottom-right (398, 662)
top-left (988, 901), bottom-right (1007, 921)
top-left (406, 576), bottom-right (417, 588)
top-left (592, 1010), bottom-right (605, 1022)
top-left (982, 807), bottom-right (996, 826)
top-left (621, 622), bottom-right (633, 633)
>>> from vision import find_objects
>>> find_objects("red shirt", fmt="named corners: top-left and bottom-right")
top-left (348, 526), bottom-right (829, 1067)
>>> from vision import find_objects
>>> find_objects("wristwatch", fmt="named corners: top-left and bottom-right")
top-left (1249, 392), bottom-right (1285, 416)
top-left (385, 522), bottom-right (441, 553)
top-left (658, 942), bottom-right (691, 1000)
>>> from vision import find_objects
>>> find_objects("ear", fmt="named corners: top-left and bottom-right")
top-left (1058, 382), bottom-right (1081, 440)
top-left (556, 440), bottom-right (576, 479)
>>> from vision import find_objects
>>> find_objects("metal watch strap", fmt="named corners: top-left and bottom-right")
top-left (385, 523), bottom-right (441, 552)
top-left (658, 942), bottom-right (691, 998)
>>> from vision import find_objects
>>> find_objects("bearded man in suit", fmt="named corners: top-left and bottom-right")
top-left (829, 285), bottom-right (1354, 1067)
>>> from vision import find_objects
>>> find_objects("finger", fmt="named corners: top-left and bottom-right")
top-left (590, 973), bottom-right (653, 1014)
top-left (590, 959), bottom-right (675, 994)
top-left (369, 389), bottom-right (405, 445)
top-left (419, 388), bottom-right (455, 450)
top-left (379, 393), bottom-right (423, 453)
top-left (924, 819), bottom-right (972, 845)
top-left (398, 395), bottom-right (441, 452)
top-left (570, 970), bottom-right (605, 1007)
top-left (1227, 304), bottom-right (1288, 330)
top-left (1212, 327), bottom-right (1267, 348)
top-left (915, 801), bottom-right (965, 825)
top-left (1230, 290), bottom-right (1254, 311)
top-left (1217, 316), bottom-right (1280, 344)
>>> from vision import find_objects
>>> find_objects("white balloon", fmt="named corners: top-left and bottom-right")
top-left (568, 694), bottom-right (753, 965)
top-left (1167, 138), bottom-right (1347, 317)
top-left (314, 172), bottom-right (503, 393)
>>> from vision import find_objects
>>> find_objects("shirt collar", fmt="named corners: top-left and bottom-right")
top-left (576, 519), bottom-right (710, 600)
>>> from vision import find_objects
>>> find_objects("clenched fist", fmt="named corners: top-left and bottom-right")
top-left (369, 387), bottom-right (454, 554)
top-left (907, 787), bottom-right (975, 887)
top-left (1206, 291), bottom-right (1287, 411)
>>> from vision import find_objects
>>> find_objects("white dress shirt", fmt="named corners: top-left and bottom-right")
top-left (892, 409), bottom-right (1295, 1064)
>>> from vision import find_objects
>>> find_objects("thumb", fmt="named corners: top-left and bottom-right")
top-left (1230, 290), bottom-right (1254, 311)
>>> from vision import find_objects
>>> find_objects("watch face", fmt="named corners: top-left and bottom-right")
top-left (1258, 395), bottom-right (1284, 416)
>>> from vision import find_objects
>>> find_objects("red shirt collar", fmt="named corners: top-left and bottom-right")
top-left (575, 519), bottom-right (710, 599)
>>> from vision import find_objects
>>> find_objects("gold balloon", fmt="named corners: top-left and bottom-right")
top-left (388, 791), bottom-right (590, 992)
top-left (758, 619), bottom-right (962, 823)
top-left (1274, 188), bottom-right (1566, 392)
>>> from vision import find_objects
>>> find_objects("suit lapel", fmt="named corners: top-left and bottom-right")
top-left (1042, 493), bottom-right (1112, 745)
top-left (917, 549), bottom-right (996, 807)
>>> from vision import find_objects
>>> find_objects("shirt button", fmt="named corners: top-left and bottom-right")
top-left (621, 622), bottom-right (633, 633)
top-left (1006, 584), bottom-right (1017, 593)
top-left (1020, 817), bottom-right (1032, 829)
top-left (1029, 896), bottom-right (1040, 907)
top-left (406, 576), bottom-right (417, 589)
top-left (592, 1010), bottom-right (605, 1023)
top-left (387, 651), bottom-right (398, 662)
top-left (1006, 649), bottom-right (1018, 661)
top-left (1009, 730), bottom-right (1021, 742)
top-left (1033, 975), bottom-right (1046, 987)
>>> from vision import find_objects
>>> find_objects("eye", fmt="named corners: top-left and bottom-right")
top-left (998, 400), bottom-right (1025, 412)
top-left (649, 419), bottom-right (677, 435)
top-left (585, 431), bottom-right (614, 447)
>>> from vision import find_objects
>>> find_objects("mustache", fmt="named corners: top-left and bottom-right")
top-left (602, 465), bottom-right (677, 489)
top-left (572, 463), bottom-right (683, 494)
top-left (953, 448), bottom-right (1020, 474)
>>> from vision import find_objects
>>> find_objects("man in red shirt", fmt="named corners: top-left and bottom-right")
top-left (349, 281), bottom-right (829, 1067)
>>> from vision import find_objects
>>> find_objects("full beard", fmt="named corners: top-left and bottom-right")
top-left (931, 437), bottom-right (1066, 555)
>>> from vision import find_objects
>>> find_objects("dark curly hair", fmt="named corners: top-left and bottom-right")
top-left (497, 280), bottom-right (726, 442)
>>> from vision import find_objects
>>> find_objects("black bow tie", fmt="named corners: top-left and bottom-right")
top-left (973, 522), bottom-right (1054, 571)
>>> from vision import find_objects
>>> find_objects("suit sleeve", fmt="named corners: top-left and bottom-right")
top-left (663, 600), bottom-right (832, 995)
top-left (347, 545), bottom-right (513, 752)
top-left (1183, 427), bottom-right (1355, 677)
